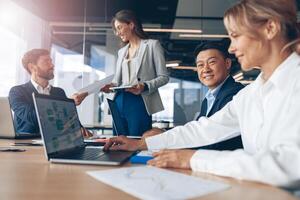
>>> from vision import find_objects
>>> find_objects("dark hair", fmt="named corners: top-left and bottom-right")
top-left (111, 10), bottom-right (149, 42)
top-left (194, 41), bottom-right (230, 59)
top-left (22, 49), bottom-right (49, 74)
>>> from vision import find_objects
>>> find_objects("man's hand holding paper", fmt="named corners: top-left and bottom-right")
top-left (72, 75), bottom-right (115, 104)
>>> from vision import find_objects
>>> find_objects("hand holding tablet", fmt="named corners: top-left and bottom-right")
top-left (109, 85), bottom-right (134, 91)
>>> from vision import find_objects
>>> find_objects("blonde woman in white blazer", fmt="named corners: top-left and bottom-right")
top-left (101, 10), bottom-right (169, 136)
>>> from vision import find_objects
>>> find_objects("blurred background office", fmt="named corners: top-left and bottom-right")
top-left (0, 0), bottom-right (299, 128)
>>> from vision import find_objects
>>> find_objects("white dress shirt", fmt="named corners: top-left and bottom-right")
top-left (146, 53), bottom-right (300, 186)
top-left (205, 76), bottom-right (229, 116)
top-left (31, 79), bottom-right (51, 95)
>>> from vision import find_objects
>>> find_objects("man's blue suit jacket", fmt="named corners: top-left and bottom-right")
top-left (9, 81), bottom-right (67, 134)
top-left (196, 76), bottom-right (244, 150)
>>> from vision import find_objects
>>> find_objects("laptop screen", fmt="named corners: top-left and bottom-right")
top-left (107, 99), bottom-right (127, 135)
top-left (0, 97), bottom-right (40, 138)
top-left (0, 97), bottom-right (16, 138)
top-left (34, 94), bottom-right (84, 154)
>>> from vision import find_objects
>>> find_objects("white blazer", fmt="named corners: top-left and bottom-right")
top-left (112, 39), bottom-right (169, 115)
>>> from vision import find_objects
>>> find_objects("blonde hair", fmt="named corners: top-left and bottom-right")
top-left (224, 0), bottom-right (300, 54)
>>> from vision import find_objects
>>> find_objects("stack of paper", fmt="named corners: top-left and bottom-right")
top-left (87, 166), bottom-right (230, 199)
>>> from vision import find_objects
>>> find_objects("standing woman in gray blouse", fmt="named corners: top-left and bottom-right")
top-left (101, 10), bottom-right (169, 136)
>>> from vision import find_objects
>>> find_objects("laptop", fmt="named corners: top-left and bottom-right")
top-left (106, 98), bottom-right (141, 139)
top-left (33, 93), bottom-right (136, 165)
top-left (106, 98), bottom-right (127, 136)
top-left (0, 97), bottom-right (39, 139)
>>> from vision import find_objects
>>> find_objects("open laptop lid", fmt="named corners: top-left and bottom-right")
top-left (106, 98), bottom-right (127, 135)
top-left (0, 97), bottom-right (39, 139)
top-left (33, 93), bottom-right (85, 159)
top-left (0, 97), bottom-right (16, 138)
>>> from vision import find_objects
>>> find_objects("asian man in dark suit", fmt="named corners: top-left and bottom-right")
top-left (143, 41), bottom-right (244, 150)
top-left (9, 49), bottom-right (89, 136)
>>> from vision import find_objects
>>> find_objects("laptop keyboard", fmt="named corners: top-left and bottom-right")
top-left (57, 148), bottom-right (105, 161)
top-left (79, 148), bottom-right (105, 160)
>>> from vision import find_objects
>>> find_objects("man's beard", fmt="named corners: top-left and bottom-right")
top-left (38, 71), bottom-right (54, 80)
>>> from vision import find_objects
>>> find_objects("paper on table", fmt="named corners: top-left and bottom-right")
top-left (78, 75), bottom-right (114, 94)
top-left (87, 166), bottom-right (230, 200)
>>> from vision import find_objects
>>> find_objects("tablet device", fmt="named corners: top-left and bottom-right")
top-left (109, 85), bottom-right (134, 91)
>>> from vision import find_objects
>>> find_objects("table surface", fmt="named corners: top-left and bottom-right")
top-left (0, 139), bottom-right (297, 200)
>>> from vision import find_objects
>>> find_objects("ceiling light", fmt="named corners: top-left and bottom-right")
top-left (179, 34), bottom-right (229, 38)
top-left (233, 72), bottom-right (243, 79)
top-left (166, 63), bottom-right (179, 67)
top-left (144, 28), bottom-right (202, 33)
top-left (167, 65), bottom-right (197, 71)
top-left (238, 80), bottom-right (254, 85)
top-left (234, 76), bottom-right (244, 81)
top-left (166, 60), bottom-right (181, 67)
top-left (52, 31), bottom-right (106, 35)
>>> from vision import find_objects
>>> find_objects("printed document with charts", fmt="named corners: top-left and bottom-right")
top-left (87, 166), bottom-right (230, 199)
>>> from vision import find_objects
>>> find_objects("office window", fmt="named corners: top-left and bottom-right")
top-left (0, 27), bottom-right (23, 96)
top-left (51, 44), bottom-right (111, 125)
top-left (0, 0), bottom-right (48, 96)
top-left (153, 78), bottom-right (207, 124)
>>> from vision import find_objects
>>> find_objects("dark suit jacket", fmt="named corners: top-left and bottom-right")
top-left (9, 81), bottom-right (67, 134)
top-left (197, 76), bottom-right (244, 150)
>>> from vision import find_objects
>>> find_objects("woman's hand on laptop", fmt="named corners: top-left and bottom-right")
top-left (104, 135), bottom-right (147, 151)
